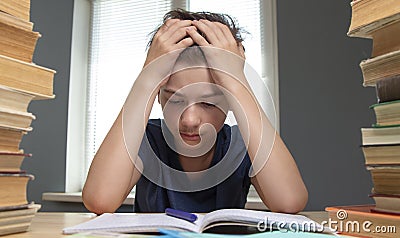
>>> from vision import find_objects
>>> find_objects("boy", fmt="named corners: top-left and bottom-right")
top-left (82, 9), bottom-right (308, 214)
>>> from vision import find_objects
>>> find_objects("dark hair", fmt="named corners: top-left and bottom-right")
top-left (147, 8), bottom-right (246, 49)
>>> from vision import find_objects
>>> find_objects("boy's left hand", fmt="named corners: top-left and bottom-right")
top-left (187, 19), bottom-right (246, 88)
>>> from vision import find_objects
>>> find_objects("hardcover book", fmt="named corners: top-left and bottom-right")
top-left (348, 0), bottom-right (400, 38)
top-left (0, 172), bottom-right (33, 207)
top-left (370, 100), bottom-right (400, 127)
top-left (0, 0), bottom-right (30, 21)
top-left (370, 194), bottom-right (400, 215)
top-left (367, 165), bottom-right (400, 195)
top-left (361, 125), bottom-right (400, 146)
top-left (0, 152), bottom-right (31, 172)
top-left (359, 50), bottom-right (400, 87)
top-left (0, 54), bottom-right (56, 98)
top-left (376, 75), bottom-right (400, 103)
top-left (0, 11), bottom-right (40, 62)
top-left (0, 126), bottom-right (27, 153)
top-left (362, 144), bottom-right (400, 165)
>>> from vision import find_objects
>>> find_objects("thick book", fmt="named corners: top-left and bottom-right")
top-left (0, 0), bottom-right (30, 21)
top-left (370, 100), bottom-right (400, 127)
top-left (359, 50), bottom-right (400, 87)
top-left (376, 75), bottom-right (400, 103)
top-left (63, 209), bottom-right (328, 235)
top-left (348, 0), bottom-right (400, 38)
top-left (325, 204), bottom-right (400, 238)
top-left (0, 54), bottom-right (56, 99)
top-left (0, 172), bottom-right (33, 207)
top-left (371, 20), bottom-right (400, 58)
top-left (0, 152), bottom-right (31, 172)
top-left (0, 108), bottom-right (35, 131)
top-left (0, 11), bottom-right (40, 63)
top-left (0, 203), bottom-right (41, 236)
top-left (0, 10), bottom-right (32, 31)
top-left (367, 165), bottom-right (400, 195)
top-left (362, 144), bottom-right (400, 165)
top-left (0, 85), bottom-right (35, 112)
top-left (361, 125), bottom-right (400, 146)
top-left (370, 194), bottom-right (400, 215)
top-left (0, 126), bottom-right (27, 153)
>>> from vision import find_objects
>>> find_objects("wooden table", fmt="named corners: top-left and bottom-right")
top-left (6, 211), bottom-right (329, 237)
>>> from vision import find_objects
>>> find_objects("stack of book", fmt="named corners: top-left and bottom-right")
top-left (0, 0), bottom-right (55, 235)
top-left (326, 0), bottom-right (400, 237)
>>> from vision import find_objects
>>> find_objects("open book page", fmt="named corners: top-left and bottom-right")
top-left (63, 213), bottom-right (205, 234)
top-left (200, 209), bottom-right (325, 233)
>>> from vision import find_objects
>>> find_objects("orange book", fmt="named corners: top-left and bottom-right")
top-left (325, 205), bottom-right (400, 237)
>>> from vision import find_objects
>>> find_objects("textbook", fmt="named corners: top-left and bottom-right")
top-left (0, 172), bottom-right (33, 207)
top-left (371, 20), bottom-right (400, 58)
top-left (359, 49), bottom-right (400, 87)
top-left (0, 152), bottom-right (31, 172)
top-left (376, 75), bottom-right (400, 103)
top-left (0, 0), bottom-right (31, 21)
top-left (0, 203), bottom-right (41, 236)
top-left (370, 193), bottom-right (400, 215)
top-left (361, 125), bottom-right (400, 146)
top-left (362, 144), bottom-right (400, 165)
top-left (0, 54), bottom-right (56, 98)
top-left (370, 100), bottom-right (400, 127)
top-left (63, 209), bottom-right (328, 235)
top-left (0, 108), bottom-right (35, 131)
top-left (367, 165), bottom-right (400, 195)
top-left (0, 11), bottom-right (40, 63)
top-left (348, 0), bottom-right (400, 38)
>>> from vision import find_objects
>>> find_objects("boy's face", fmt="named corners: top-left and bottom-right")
top-left (160, 68), bottom-right (228, 146)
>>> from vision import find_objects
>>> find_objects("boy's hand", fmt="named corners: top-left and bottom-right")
top-left (144, 19), bottom-right (194, 67)
top-left (142, 19), bottom-right (195, 89)
top-left (188, 19), bottom-right (246, 88)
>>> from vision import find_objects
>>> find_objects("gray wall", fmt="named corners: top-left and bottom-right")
top-left (277, 0), bottom-right (376, 210)
top-left (22, 0), bottom-right (375, 212)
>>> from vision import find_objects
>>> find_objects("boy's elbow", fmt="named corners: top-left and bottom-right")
top-left (82, 189), bottom-right (118, 215)
top-left (267, 188), bottom-right (308, 214)
top-left (279, 194), bottom-right (308, 214)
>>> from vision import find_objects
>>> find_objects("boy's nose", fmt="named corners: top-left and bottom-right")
top-left (180, 104), bottom-right (201, 129)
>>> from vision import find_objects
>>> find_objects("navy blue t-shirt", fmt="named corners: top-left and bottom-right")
top-left (134, 119), bottom-right (252, 213)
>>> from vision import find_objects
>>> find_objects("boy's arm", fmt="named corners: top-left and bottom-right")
top-left (82, 19), bottom-right (195, 214)
top-left (189, 20), bottom-right (308, 213)
top-left (226, 81), bottom-right (308, 214)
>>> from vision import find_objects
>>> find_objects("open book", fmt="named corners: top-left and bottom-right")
top-left (63, 209), bottom-right (330, 235)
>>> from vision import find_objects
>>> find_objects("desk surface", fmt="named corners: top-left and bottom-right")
top-left (6, 211), bottom-right (328, 237)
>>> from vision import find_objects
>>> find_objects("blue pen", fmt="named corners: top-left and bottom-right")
top-left (165, 208), bottom-right (198, 223)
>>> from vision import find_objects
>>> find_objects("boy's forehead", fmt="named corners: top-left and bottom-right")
top-left (167, 67), bottom-right (212, 86)
top-left (163, 82), bottom-right (223, 98)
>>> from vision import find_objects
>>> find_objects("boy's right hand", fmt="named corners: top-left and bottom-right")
top-left (140, 19), bottom-right (195, 90)
top-left (143, 19), bottom-right (195, 68)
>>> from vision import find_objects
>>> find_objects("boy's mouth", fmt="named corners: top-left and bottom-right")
top-left (180, 132), bottom-right (200, 141)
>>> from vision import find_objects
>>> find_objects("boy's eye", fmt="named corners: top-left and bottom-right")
top-left (201, 102), bottom-right (216, 108)
top-left (169, 100), bottom-right (184, 104)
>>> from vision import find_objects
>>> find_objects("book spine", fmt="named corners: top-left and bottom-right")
top-left (376, 75), bottom-right (400, 103)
